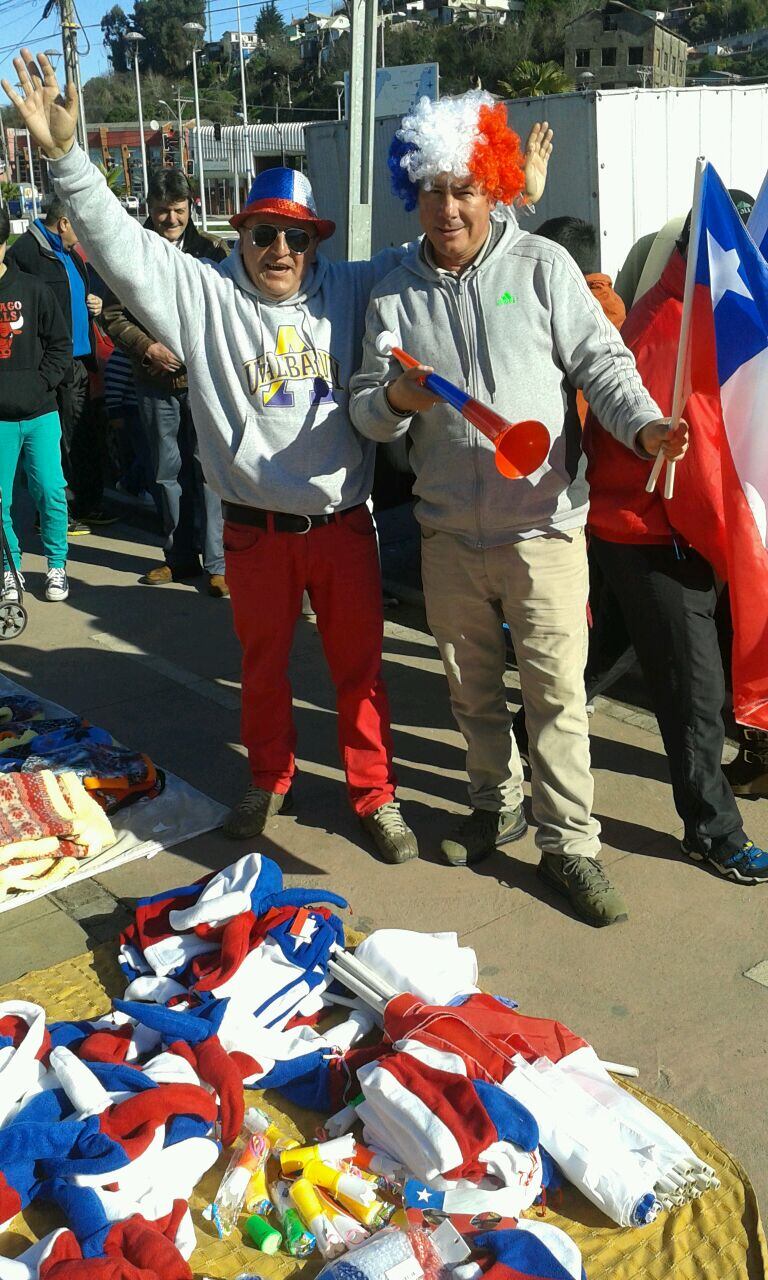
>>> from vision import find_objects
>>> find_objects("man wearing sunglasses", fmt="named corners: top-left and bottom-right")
top-left (4, 49), bottom-right (424, 865)
top-left (5, 50), bottom-right (553, 868)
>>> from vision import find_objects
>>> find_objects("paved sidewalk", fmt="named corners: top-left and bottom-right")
top-left (1, 513), bottom-right (766, 1211)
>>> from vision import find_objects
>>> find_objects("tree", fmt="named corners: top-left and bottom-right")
top-left (255, 0), bottom-right (286, 41)
top-left (83, 73), bottom-right (139, 121)
top-left (101, 5), bottom-right (131, 73)
top-left (97, 160), bottom-right (126, 193)
top-left (499, 59), bottom-right (572, 96)
top-left (132, 0), bottom-right (206, 76)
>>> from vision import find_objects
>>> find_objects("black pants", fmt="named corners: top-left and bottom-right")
top-left (591, 537), bottom-right (745, 856)
top-left (57, 358), bottom-right (103, 517)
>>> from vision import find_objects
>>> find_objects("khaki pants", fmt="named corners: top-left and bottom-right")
top-left (421, 526), bottom-right (601, 859)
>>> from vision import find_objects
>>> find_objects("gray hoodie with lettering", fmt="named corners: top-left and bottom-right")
top-left (349, 219), bottom-right (662, 547)
top-left (49, 143), bottom-right (406, 514)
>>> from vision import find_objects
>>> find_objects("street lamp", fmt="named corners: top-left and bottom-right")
top-left (184, 22), bottom-right (208, 231)
top-left (124, 32), bottom-right (149, 204)
top-left (333, 79), bottom-right (345, 120)
top-left (636, 64), bottom-right (654, 88)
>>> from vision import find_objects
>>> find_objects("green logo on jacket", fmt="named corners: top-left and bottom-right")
top-left (496, 290), bottom-right (517, 306)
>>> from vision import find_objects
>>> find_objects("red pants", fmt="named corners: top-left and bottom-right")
top-left (224, 505), bottom-right (396, 817)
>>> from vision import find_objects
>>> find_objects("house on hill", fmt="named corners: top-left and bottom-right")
top-left (564, 1), bottom-right (688, 88)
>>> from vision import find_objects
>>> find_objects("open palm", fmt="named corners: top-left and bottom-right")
top-left (523, 121), bottom-right (554, 205)
top-left (1, 48), bottom-right (78, 159)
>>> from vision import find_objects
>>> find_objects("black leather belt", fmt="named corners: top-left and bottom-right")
top-left (222, 501), bottom-right (361, 533)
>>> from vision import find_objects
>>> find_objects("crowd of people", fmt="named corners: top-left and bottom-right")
top-left (1, 48), bottom-right (766, 931)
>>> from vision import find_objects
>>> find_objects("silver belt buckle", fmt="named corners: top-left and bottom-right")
top-left (297, 514), bottom-right (313, 534)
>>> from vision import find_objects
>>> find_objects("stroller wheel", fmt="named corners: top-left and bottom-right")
top-left (0, 602), bottom-right (28, 639)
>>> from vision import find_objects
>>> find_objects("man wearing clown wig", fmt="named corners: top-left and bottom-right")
top-left (351, 92), bottom-right (688, 926)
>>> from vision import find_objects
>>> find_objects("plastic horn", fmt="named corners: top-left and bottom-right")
top-left (321, 1100), bottom-right (360, 1140)
top-left (375, 330), bottom-right (550, 479)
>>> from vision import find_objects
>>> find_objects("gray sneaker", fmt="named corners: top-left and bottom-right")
top-left (538, 853), bottom-right (628, 927)
top-left (223, 785), bottom-right (291, 839)
top-left (360, 802), bottom-right (419, 865)
top-left (441, 804), bottom-right (527, 867)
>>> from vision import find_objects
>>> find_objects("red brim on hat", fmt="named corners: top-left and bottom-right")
top-left (230, 196), bottom-right (335, 239)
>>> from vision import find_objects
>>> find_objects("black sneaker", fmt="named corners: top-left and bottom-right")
top-left (360, 802), bottom-right (419, 865)
top-left (683, 838), bottom-right (768, 884)
top-left (441, 804), bottom-right (527, 867)
top-left (223, 785), bottom-right (292, 839)
top-left (67, 517), bottom-right (91, 537)
top-left (538, 853), bottom-right (629, 926)
top-left (83, 508), bottom-right (120, 526)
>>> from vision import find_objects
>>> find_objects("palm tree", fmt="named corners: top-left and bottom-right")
top-left (97, 162), bottom-right (126, 195)
top-left (499, 60), bottom-right (572, 97)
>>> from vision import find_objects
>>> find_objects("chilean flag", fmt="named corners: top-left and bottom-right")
top-left (678, 162), bottom-right (768, 729)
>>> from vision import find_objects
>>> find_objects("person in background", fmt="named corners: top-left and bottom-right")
top-left (9, 195), bottom-right (112, 531)
top-left (0, 204), bottom-right (72, 601)
top-left (537, 215), bottom-right (626, 335)
top-left (103, 345), bottom-right (160, 513)
top-left (103, 167), bottom-right (230, 598)
top-left (584, 201), bottom-right (768, 884)
top-left (351, 91), bottom-right (686, 926)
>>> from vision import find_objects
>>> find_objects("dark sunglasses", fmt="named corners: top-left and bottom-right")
top-left (250, 223), bottom-right (313, 253)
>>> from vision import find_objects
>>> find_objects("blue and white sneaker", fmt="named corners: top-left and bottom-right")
top-left (683, 838), bottom-right (768, 884)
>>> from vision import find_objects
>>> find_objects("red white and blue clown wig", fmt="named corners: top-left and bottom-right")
top-left (388, 90), bottom-right (526, 212)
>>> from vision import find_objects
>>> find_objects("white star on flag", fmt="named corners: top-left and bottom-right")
top-left (417, 1188), bottom-right (432, 1203)
top-left (292, 917), bottom-right (318, 949)
top-left (708, 231), bottom-right (753, 310)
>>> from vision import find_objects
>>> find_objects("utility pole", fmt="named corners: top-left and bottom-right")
top-left (184, 22), bottom-right (208, 231)
top-left (346, 0), bottom-right (378, 259)
top-left (59, 0), bottom-right (87, 149)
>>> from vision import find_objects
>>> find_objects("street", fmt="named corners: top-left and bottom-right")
top-left (1, 504), bottom-right (766, 1213)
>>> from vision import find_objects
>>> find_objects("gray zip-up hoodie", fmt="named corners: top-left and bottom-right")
top-left (349, 218), bottom-right (662, 547)
top-left (49, 144), bottom-right (406, 515)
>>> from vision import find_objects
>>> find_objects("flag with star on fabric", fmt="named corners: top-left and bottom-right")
top-left (676, 162), bottom-right (768, 730)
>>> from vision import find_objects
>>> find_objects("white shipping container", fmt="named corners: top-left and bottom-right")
top-left (306, 85), bottom-right (768, 280)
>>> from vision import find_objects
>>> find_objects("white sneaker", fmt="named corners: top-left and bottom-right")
top-left (45, 567), bottom-right (69, 602)
top-left (2, 569), bottom-right (24, 602)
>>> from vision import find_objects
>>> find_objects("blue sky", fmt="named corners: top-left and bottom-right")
top-left (0, 0), bottom-right (319, 90)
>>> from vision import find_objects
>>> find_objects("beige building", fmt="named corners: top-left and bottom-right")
top-left (564, 1), bottom-right (688, 89)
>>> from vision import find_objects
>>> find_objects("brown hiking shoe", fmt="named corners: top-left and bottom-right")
top-left (207, 574), bottom-right (230, 598)
top-left (360, 802), bottom-right (419, 865)
top-left (144, 562), bottom-right (202, 585)
top-left (538, 853), bottom-right (628, 927)
top-left (441, 805), bottom-right (527, 867)
top-left (223, 785), bottom-right (291, 839)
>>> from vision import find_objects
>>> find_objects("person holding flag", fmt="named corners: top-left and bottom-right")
top-left (585, 170), bottom-right (768, 883)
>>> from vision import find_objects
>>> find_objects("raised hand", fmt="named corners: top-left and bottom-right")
top-left (524, 121), bottom-right (554, 205)
top-left (1, 48), bottom-right (78, 160)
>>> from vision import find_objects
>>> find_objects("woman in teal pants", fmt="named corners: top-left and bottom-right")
top-left (0, 207), bottom-right (72, 601)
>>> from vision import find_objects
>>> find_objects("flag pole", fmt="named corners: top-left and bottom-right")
top-left (746, 163), bottom-right (768, 251)
top-left (646, 156), bottom-right (707, 499)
